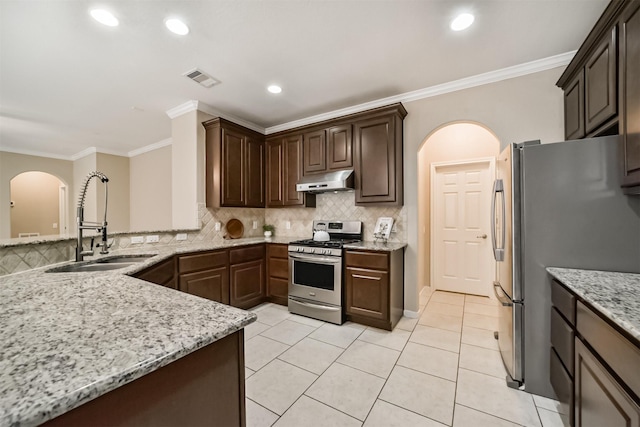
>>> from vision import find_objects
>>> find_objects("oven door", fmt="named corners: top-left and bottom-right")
top-left (289, 253), bottom-right (342, 306)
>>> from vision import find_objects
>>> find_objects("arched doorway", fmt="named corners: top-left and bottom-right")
top-left (10, 171), bottom-right (68, 238)
top-left (417, 122), bottom-right (500, 296)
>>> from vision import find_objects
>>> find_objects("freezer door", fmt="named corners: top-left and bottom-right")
top-left (494, 282), bottom-right (523, 386)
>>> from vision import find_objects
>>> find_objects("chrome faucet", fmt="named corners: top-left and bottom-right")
top-left (76, 171), bottom-right (110, 262)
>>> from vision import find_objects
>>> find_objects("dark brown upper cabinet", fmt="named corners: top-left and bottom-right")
top-left (585, 27), bottom-right (617, 134)
top-left (303, 129), bottom-right (327, 174)
top-left (557, 0), bottom-right (640, 195)
top-left (203, 118), bottom-right (265, 208)
top-left (302, 125), bottom-right (353, 175)
top-left (353, 105), bottom-right (407, 206)
top-left (620, 1), bottom-right (640, 194)
top-left (327, 124), bottom-right (353, 171)
top-left (564, 71), bottom-right (585, 140)
top-left (266, 135), bottom-right (315, 207)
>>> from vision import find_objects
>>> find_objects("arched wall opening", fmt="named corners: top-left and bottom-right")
top-left (417, 122), bottom-right (501, 293)
top-left (10, 171), bottom-right (68, 238)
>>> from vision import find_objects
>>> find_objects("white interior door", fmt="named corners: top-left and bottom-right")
top-left (431, 158), bottom-right (495, 296)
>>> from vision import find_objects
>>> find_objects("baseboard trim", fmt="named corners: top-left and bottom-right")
top-left (403, 310), bottom-right (419, 319)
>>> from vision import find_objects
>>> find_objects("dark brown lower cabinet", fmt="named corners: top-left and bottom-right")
top-left (229, 244), bottom-right (266, 309)
top-left (345, 248), bottom-right (404, 331)
top-left (133, 256), bottom-right (176, 289)
top-left (179, 266), bottom-right (229, 304)
top-left (267, 243), bottom-right (289, 306)
top-left (574, 338), bottom-right (640, 427)
top-left (230, 259), bottom-right (265, 309)
top-left (44, 331), bottom-right (246, 427)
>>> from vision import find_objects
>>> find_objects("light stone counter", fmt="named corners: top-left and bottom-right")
top-left (343, 241), bottom-right (407, 251)
top-left (0, 238), bottom-right (271, 427)
top-left (546, 267), bottom-right (640, 342)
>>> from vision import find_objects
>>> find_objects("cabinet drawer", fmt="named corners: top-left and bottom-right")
top-left (552, 280), bottom-right (576, 326)
top-left (577, 301), bottom-right (640, 400)
top-left (345, 251), bottom-right (388, 270)
top-left (267, 243), bottom-right (288, 259)
top-left (551, 307), bottom-right (575, 374)
top-left (550, 348), bottom-right (573, 419)
top-left (229, 244), bottom-right (265, 264)
top-left (178, 250), bottom-right (228, 274)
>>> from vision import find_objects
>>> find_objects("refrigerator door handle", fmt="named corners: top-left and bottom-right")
top-left (491, 179), bottom-right (505, 261)
top-left (493, 282), bottom-right (513, 306)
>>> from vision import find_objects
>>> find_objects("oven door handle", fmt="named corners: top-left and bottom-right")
top-left (288, 296), bottom-right (341, 311)
top-left (289, 254), bottom-right (342, 264)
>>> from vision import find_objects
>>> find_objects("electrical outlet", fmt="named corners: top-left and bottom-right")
top-left (286, 221), bottom-right (291, 230)
top-left (391, 223), bottom-right (397, 233)
top-left (176, 233), bottom-right (187, 241)
top-left (131, 236), bottom-right (144, 244)
top-left (52, 223), bottom-right (58, 229)
top-left (252, 220), bottom-right (258, 229)
top-left (146, 235), bottom-right (159, 243)
top-left (215, 222), bottom-right (221, 231)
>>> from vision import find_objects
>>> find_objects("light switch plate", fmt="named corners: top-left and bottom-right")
top-left (176, 233), bottom-right (187, 241)
top-left (146, 235), bottom-right (159, 243)
top-left (131, 236), bottom-right (144, 244)
top-left (286, 221), bottom-right (291, 230)
top-left (215, 222), bottom-right (221, 231)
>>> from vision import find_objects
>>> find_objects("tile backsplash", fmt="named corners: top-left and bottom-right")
top-left (0, 193), bottom-right (405, 276)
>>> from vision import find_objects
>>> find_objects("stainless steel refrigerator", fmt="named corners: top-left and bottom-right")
top-left (491, 135), bottom-right (640, 398)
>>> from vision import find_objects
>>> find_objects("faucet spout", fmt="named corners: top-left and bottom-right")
top-left (76, 171), bottom-right (110, 262)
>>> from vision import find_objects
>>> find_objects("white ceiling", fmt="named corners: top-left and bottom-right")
top-left (0, 0), bottom-right (608, 159)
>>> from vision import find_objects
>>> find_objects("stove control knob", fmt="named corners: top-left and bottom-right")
top-left (297, 247), bottom-right (303, 252)
top-left (324, 249), bottom-right (331, 255)
top-left (309, 248), bottom-right (315, 254)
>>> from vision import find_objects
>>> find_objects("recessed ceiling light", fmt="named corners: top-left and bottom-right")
top-left (90, 9), bottom-right (119, 27)
top-left (267, 85), bottom-right (282, 94)
top-left (451, 13), bottom-right (474, 31)
top-left (165, 18), bottom-right (189, 35)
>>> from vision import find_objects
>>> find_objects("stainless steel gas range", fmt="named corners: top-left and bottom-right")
top-left (288, 220), bottom-right (362, 324)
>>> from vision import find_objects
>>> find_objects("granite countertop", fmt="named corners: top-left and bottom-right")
top-left (343, 241), bottom-right (407, 251)
top-left (0, 241), bottom-right (263, 426)
top-left (546, 267), bottom-right (640, 342)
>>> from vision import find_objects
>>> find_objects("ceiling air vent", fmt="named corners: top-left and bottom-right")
top-left (183, 68), bottom-right (220, 88)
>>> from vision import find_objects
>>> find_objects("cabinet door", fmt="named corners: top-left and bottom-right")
top-left (179, 266), bottom-right (229, 304)
top-left (221, 128), bottom-right (245, 206)
top-left (284, 134), bottom-right (304, 206)
top-left (303, 129), bottom-right (326, 175)
top-left (585, 27), bottom-right (617, 133)
top-left (230, 259), bottom-right (265, 309)
top-left (246, 136), bottom-right (265, 207)
top-left (574, 338), bottom-right (640, 427)
top-left (135, 257), bottom-right (176, 289)
top-left (564, 71), bottom-right (586, 140)
top-left (327, 124), bottom-right (353, 170)
top-left (353, 114), bottom-right (400, 204)
top-left (345, 266), bottom-right (389, 321)
top-left (620, 1), bottom-right (640, 192)
top-left (266, 139), bottom-right (284, 206)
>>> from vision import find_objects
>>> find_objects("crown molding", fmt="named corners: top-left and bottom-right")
top-left (195, 103), bottom-right (265, 134)
top-left (265, 51), bottom-right (576, 134)
top-left (128, 138), bottom-right (172, 157)
top-left (0, 146), bottom-right (72, 161)
top-left (166, 100), bottom-right (199, 119)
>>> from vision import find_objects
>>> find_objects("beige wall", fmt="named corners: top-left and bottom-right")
top-left (403, 66), bottom-right (565, 314)
top-left (417, 123), bottom-right (500, 295)
top-left (10, 171), bottom-right (62, 238)
top-left (130, 145), bottom-right (172, 231)
top-left (0, 151), bottom-right (74, 239)
top-left (96, 153), bottom-right (130, 233)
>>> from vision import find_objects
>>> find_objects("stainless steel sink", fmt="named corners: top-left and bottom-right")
top-left (46, 254), bottom-right (155, 273)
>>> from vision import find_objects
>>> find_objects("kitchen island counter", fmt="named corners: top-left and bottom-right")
top-left (0, 249), bottom-right (257, 426)
top-left (546, 267), bottom-right (640, 342)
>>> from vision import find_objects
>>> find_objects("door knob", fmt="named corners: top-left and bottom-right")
top-left (477, 234), bottom-right (487, 239)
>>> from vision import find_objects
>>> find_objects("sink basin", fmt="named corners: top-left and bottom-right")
top-left (95, 254), bottom-right (155, 264)
top-left (46, 254), bottom-right (155, 273)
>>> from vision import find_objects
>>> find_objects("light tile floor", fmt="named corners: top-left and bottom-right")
top-left (244, 288), bottom-right (570, 427)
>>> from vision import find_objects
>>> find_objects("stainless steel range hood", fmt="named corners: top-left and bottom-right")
top-left (296, 170), bottom-right (355, 193)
